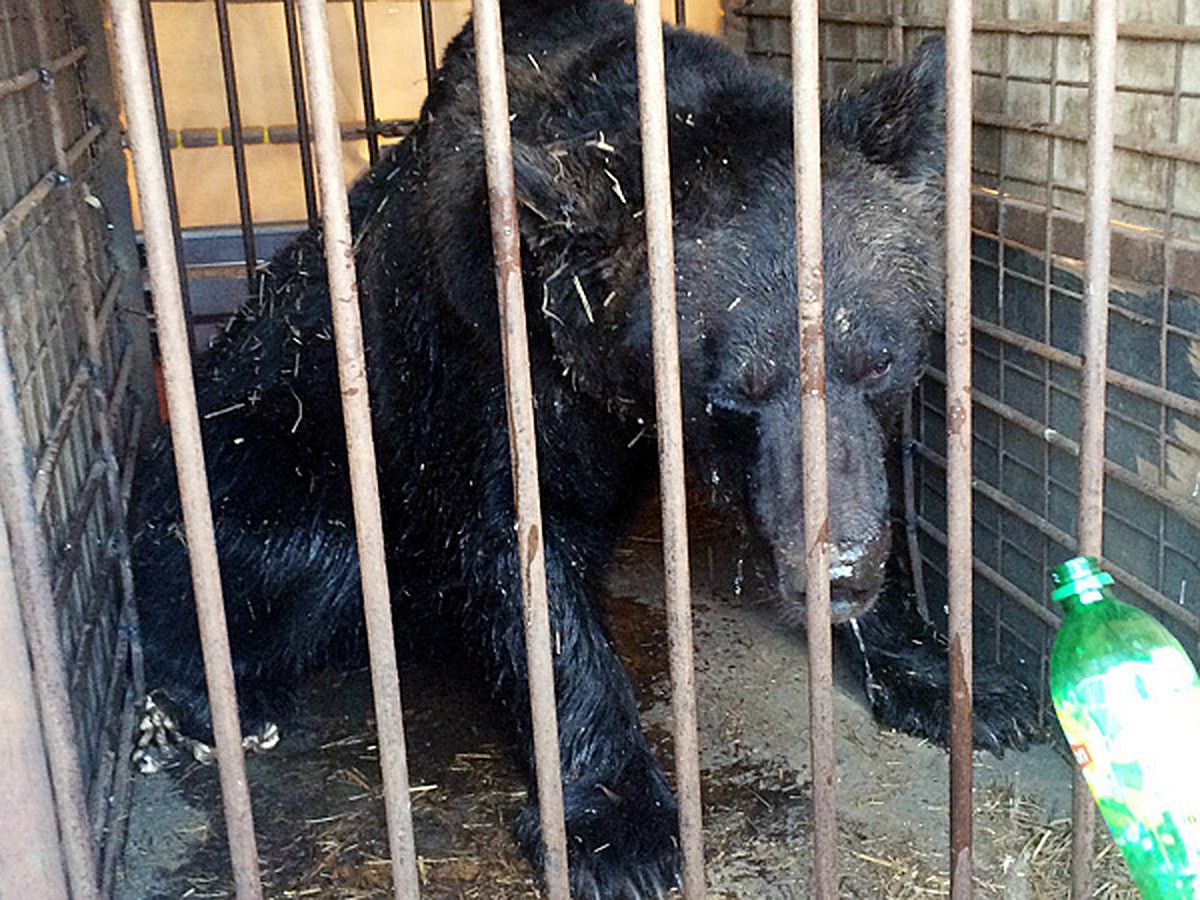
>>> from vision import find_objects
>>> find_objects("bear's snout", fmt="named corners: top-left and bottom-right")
top-left (775, 523), bottom-right (890, 624)
top-left (828, 529), bottom-right (890, 621)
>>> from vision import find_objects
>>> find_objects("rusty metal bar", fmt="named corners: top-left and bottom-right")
top-left (790, 1), bottom-right (836, 897)
top-left (0, 66), bottom-right (43, 101)
top-left (108, 0), bottom-right (264, 894)
top-left (902, 401), bottom-right (930, 624)
top-left (1077, 1), bottom-right (1117, 570)
top-left (1070, 0), bottom-right (1117, 893)
top-left (32, 362), bottom-right (91, 511)
top-left (139, 0), bottom-right (198, 353)
top-left (418, 0), bottom-right (437, 89)
top-left (294, 3), bottom-right (421, 897)
top-left (89, 603), bottom-right (135, 830)
top-left (96, 272), bottom-right (125, 346)
top-left (63, 124), bottom-right (106, 171)
top-left (944, 0), bottom-right (975, 895)
top-left (0, 131), bottom-right (102, 251)
top-left (107, 351), bottom-right (137, 442)
top-left (0, 511), bottom-right (71, 900)
top-left (0, 321), bottom-right (99, 899)
top-left (119, 406), bottom-right (148, 705)
top-left (282, 0), bottom-right (319, 229)
top-left (98, 684), bottom-right (139, 896)
top-left (52, 463), bottom-right (105, 617)
top-left (0, 174), bottom-right (56, 245)
top-left (350, 0), bottom-right (381, 166)
top-left (0, 46), bottom-right (87, 102)
top-left (633, 0), bottom-right (705, 894)
top-left (469, 0), bottom-right (570, 894)
top-left (213, 0), bottom-right (258, 292)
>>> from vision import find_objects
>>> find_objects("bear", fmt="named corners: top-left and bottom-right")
top-left (131, 0), bottom-right (1037, 895)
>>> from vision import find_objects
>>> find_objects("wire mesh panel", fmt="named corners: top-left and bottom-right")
top-left (0, 0), bottom-right (151, 890)
top-left (739, 0), bottom-right (1200, 721)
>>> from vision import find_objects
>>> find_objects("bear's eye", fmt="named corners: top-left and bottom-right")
top-left (738, 359), bottom-right (779, 403)
top-left (862, 353), bottom-right (892, 385)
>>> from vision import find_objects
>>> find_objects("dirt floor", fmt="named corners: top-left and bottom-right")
top-left (116, 519), bottom-right (1139, 898)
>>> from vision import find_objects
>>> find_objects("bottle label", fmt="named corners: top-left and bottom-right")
top-left (1055, 646), bottom-right (1200, 895)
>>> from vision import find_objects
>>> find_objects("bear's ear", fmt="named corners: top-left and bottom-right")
top-left (511, 142), bottom-right (566, 238)
top-left (511, 140), bottom-right (635, 260)
top-left (824, 36), bottom-right (945, 183)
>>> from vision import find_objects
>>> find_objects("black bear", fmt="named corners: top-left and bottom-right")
top-left (132, 0), bottom-right (1035, 895)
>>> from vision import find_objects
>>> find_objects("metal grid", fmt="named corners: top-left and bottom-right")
top-left (0, 0), bottom-right (150, 893)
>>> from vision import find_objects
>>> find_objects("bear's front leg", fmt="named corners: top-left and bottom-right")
top-left (837, 581), bottom-right (1042, 756)
top-left (463, 524), bottom-right (681, 898)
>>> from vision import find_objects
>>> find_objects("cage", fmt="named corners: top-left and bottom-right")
top-left (0, 0), bottom-right (1196, 897)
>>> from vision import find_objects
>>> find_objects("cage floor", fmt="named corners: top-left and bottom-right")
top-left (115, 514), bottom-right (1134, 899)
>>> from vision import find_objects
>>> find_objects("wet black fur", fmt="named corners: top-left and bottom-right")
top-left (132, 2), bottom-right (1036, 895)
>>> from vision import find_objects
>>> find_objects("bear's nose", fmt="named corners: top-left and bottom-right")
top-left (826, 534), bottom-right (889, 621)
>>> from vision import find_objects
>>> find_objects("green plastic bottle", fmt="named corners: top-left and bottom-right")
top-left (1049, 556), bottom-right (1200, 899)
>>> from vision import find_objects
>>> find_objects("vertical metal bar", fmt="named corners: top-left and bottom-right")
top-left (282, 0), bottom-right (319, 230)
top-left (0, 334), bottom-right (98, 900)
top-left (213, 0), bottom-right (257, 294)
top-left (138, 0), bottom-right (197, 353)
top-left (104, 406), bottom-right (147, 900)
top-left (0, 511), bottom-right (71, 900)
top-left (674, 0), bottom-right (686, 27)
top-left (294, 3), bottom-right (421, 898)
top-left (633, 0), bottom-right (705, 895)
top-left (791, 1), bottom-right (836, 897)
top-left (885, 0), bottom-right (903, 66)
top-left (351, 0), bottom-right (380, 166)
top-left (902, 400), bottom-right (930, 624)
top-left (107, 1), bottom-right (264, 896)
top-left (944, 0), bottom-right (975, 896)
top-left (469, 0), bottom-right (570, 895)
top-left (418, 0), bottom-right (437, 90)
top-left (1041, 0), bottom-right (1064, 641)
top-left (1071, 0), bottom-right (1117, 895)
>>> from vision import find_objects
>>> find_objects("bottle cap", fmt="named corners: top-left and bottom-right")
top-left (1050, 556), bottom-right (1114, 603)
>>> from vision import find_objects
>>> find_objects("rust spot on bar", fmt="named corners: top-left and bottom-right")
top-left (812, 518), bottom-right (829, 551)
top-left (948, 632), bottom-right (973, 880)
top-left (526, 522), bottom-right (541, 565)
top-left (800, 323), bottom-right (826, 397)
top-left (948, 634), bottom-right (970, 709)
top-left (947, 397), bottom-right (970, 435)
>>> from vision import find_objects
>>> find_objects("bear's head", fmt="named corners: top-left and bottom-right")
top-left (683, 40), bottom-right (946, 623)
top-left (451, 33), bottom-right (946, 624)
